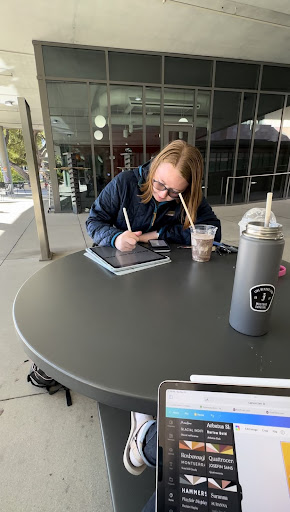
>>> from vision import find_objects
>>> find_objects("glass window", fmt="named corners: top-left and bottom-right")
top-left (250, 94), bottom-right (284, 201)
top-left (195, 90), bottom-right (211, 169)
top-left (163, 88), bottom-right (194, 146)
top-left (208, 91), bottom-right (241, 204)
top-left (109, 52), bottom-right (161, 83)
top-left (233, 93), bottom-right (257, 203)
top-left (43, 46), bottom-right (106, 80)
top-left (164, 57), bottom-right (212, 87)
top-left (145, 87), bottom-right (161, 161)
top-left (110, 85), bottom-right (144, 174)
top-left (261, 66), bottom-right (290, 92)
top-left (47, 82), bottom-right (92, 212)
top-left (215, 61), bottom-right (259, 90)
top-left (163, 88), bottom-right (194, 126)
top-left (90, 84), bottom-right (111, 195)
top-left (275, 96), bottom-right (290, 199)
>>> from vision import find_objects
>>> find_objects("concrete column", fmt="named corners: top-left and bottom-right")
top-left (0, 126), bottom-right (13, 192)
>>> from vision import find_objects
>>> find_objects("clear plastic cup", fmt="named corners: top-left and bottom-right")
top-left (190, 225), bottom-right (218, 262)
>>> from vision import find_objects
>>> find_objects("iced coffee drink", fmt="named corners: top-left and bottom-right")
top-left (190, 225), bottom-right (217, 262)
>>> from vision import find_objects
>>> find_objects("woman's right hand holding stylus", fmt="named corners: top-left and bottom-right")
top-left (115, 231), bottom-right (142, 252)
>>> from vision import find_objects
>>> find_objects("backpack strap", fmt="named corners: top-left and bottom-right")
top-left (48, 384), bottom-right (72, 406)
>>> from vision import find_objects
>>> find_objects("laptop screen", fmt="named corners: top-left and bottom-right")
top-left (158, 385), bottom-right (290, 512)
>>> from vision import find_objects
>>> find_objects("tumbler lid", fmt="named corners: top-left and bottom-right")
top-left (243, 221), bottom-right (284, 240)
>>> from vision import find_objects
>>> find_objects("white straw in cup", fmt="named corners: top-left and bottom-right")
top-left (178, 193), bottom-right (195, 230)
top-left (264, 192), bottom-right (273, 228)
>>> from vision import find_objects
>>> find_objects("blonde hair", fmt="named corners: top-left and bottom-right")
top-left (140, 140), bottom-right (203, 229)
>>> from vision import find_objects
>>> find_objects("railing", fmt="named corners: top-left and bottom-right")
top-left (224, 172), bottom-right (290, 205)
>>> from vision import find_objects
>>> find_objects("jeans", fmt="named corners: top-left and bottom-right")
top-left (141, 421), bottom-right (157, 512)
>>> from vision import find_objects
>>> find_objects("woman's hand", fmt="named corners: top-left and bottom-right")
top-left (138, 231), bottom-right (159, 243)
top-left (115, 231), bottom-right (142, 252)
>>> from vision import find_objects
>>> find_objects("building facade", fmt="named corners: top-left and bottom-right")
top-left (34, 42), bottom-right (290, 212)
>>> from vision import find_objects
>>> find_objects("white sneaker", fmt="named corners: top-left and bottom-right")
top-left (123, 412), bottom-right (155, 476)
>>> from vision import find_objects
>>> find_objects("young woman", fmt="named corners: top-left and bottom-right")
top-left (86, 140), bottom-right (221, 249)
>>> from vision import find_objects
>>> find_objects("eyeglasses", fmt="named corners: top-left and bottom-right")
top-left (153, 179), bottom-right (182, 199)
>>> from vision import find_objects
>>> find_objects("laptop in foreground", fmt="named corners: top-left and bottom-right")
top-left (156, 376), bottom-right (290, 512)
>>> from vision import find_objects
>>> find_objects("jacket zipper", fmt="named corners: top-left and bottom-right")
top-left (150, 202), bottom-right (158, 229)
top-left (149, 200), bottom-right (167, 229)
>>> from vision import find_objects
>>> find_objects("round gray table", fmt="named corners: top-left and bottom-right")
top-left (13, 248), bottom-right (290, 512)
top-left (13, 247), bottom-right (290, 415)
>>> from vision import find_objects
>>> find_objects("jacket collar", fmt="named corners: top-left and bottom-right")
top-left (135, 160), bottom-right (151, 188)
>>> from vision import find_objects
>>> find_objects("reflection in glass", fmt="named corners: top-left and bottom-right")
top-left (110, 85), bottom-right (144, 174)
top-left (208, 91), bottom-right (241, 204)
top-left (163, 88), bottom-right (194, 148)
top-left (164, 88), bottom-right (194, 126)
top-left (164, 57), bottom-right (212, 87)
top-left (215, 61), bottom-right (259, 90)
top-left (43, 46), bottom-right (106, 80)
top-left (275, 96), bottom-right (290, 199)
top-left (145, 88), bottom-right (161, 161)
top-left (47, 81), bottom-right (93, 212)
top-left (109, 52), bottom-right (161, 83)
top-left (90, 84), bottom-right (111, 195)
top-left (250, 94), bottom-right (284, 201)
top-left (195, 90), bottom-right (211, 167)
top-left (233, 94), bottom-right (257, 203)
top-left (261, 66), bottom-right (290, 93)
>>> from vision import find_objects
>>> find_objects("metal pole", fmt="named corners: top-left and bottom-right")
top-left (87, 82), bottom-right (97, 198)
top-left (143, 85), bottom-right (146, 162)
top-left (0, 126), bottom-right (14, 193)
top-left (160, 55), bottom-right (165, 148)
top-left (105, 50), bottom-right (114, 180)
top-left (219, 177), bottom-right (224, 204)
top-left (231, 92), bottom-right (244, 205)
top-left (271, 94), bottom-right (288, 193)
top-left (204, 60), bottom-right (216, 198)
top-left (225, 177), bottom-right (230, 205)
top-left (247, 176), bottom-right (252, 203)
top-left (285, 157), bottom-right (290, 199)
top-left (18, 97), bottom-right (51, 261)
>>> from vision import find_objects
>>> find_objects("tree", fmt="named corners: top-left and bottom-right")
top-left (0, 168), bottom-right (25, 183)
top-left (3, 129), bottom-right (46, 181)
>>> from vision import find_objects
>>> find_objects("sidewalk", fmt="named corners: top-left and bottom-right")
top-left (0, 197), bottom-right (112, 512)
top-left (0, 196), bottom-right (289, 512)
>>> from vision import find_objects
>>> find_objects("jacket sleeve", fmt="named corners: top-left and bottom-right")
top-left (86, 178), bottom-right (123, 247)
top-left (158, 197), bottom-right (221, 245)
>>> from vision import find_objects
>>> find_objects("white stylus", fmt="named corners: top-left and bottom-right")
top-left (123, 207), bottom-right (132, 232)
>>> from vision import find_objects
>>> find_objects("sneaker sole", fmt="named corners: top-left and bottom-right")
top-left (123, 411), bottom-right (147, 476)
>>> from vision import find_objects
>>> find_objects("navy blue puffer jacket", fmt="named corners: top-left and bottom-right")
top-left (86, 162), bottom-right (221, 246)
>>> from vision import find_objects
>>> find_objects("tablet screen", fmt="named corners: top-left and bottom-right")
top-left (157, 382), bottom-right (290, 512)
top-left (89, 245), bottom-right (167, 269)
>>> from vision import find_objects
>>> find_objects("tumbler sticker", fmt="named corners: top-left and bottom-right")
top-left (250, 284), bottom-right (275, 312)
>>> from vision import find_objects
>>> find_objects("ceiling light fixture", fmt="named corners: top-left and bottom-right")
top-left (94, 115), bottom-right (106, 128)
top-left (94, 130), bottom-right (103, 140)
top-left (135, 97), bottom-right (141, 101)
top-left (178, 117), bottom-right (188, 123)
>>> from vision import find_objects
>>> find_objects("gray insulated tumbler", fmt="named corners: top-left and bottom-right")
top-left (229, 221), bottom-right (284, 336)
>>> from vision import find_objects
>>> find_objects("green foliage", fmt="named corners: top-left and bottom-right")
top-left (0, 168), bottom-right (25, 183)
top-left (4, 128), bottom-right (45, 167)
top-left (4, 129), bottom-right (26, 166)
top-left (11, 168), bottom-right (25, 182)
